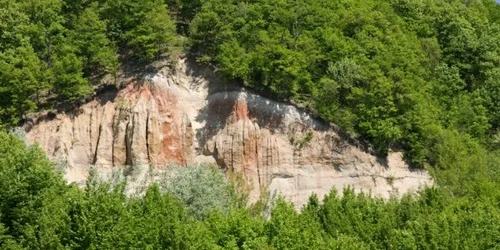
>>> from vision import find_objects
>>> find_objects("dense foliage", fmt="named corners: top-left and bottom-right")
top-left (0, 132), bottom-right (499, 249)
top-left (187, 0), bottom-right (500, 166)
top-left (2, 0), bottom-right (500, 248)
top-left (0, 0), bottom-right (177, 125)
top-left (1, 0), bottom-right (499, 167)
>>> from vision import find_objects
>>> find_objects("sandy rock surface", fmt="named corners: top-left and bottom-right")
top-left (26, 58), bottom-right (432, 208)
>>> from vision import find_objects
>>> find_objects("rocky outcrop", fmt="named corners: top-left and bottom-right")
top-left (25, 58), bottom-right (432, 208)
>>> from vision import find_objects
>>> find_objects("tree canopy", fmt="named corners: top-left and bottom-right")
top-left (1, 0), bottom-right (499, 168)
top-left (187, 0), bottom-right (500, 167)
top-left (0, 0), bottom-right (178, 125)
top-left (1, 0), bottom-right (500, 248)
top-left (0, 131), bottom-right (499, 249)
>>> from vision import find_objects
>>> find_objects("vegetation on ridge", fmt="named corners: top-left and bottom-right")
top-left (1, 0), bottom-right (500, 249)
top-left (188, 0), bottom-right (500, 167)
top-left (0, 131), bottom-right (499, 249)
top-left (1, 0), bottom-right (500, 166)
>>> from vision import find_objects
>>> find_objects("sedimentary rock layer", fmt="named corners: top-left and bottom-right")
top-left (26, 58), bottom-right (432, 208)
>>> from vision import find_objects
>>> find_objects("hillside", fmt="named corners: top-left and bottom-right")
top-left (25, 57), bottom-right (431, 207)
top-left (1, 0), bottom-right (500, 249)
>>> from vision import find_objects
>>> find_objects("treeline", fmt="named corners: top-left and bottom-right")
top-left (2, 0), bottom-right (500, 168)
top-left (186, 0), bottom-right (500, 167)
top-left (0, 0), bottom-right (177, 125)
top-left (1, 131), bottom-right (499, 249)
top-left (2, 0), bottom-right (500, 247)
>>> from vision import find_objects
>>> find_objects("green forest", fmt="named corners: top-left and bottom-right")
top-left (1, 0), bottom-right (500, 249)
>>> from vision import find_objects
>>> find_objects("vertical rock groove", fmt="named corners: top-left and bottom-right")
top-left (125, 122), bottom-right (132, 166)
top-left (125, 114), bottom-right (136, 166)
top-left (92, 124), bottom-right (102, 165)
top-left (146, 111), bottom-right (151, 163)
top-left (255, 129), bottom-right (261, 189)
top-left (111, 111), bottom-right (117, 166)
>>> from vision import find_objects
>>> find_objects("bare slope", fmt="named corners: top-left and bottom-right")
top-left (26, 58), bottom-right (432, 208)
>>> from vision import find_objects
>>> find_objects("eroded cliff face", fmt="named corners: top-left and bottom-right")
top-left (25, 58), bottom-right (432, 208)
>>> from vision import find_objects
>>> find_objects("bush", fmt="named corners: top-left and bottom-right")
top-left (161, 165), bottom-right (237, 219)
